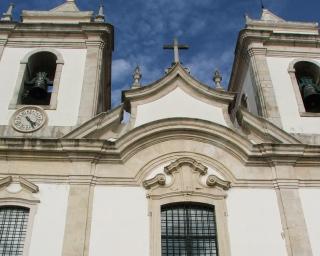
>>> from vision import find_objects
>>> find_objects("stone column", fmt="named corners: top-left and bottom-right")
top-left (77, 40), bottom-right (104, 124)
top-left (247, 45), bottom-right (282, 128)
top-left (274, 166), bottom-right (313, 256)
top-left (62, 182), bottom-right (94, 256)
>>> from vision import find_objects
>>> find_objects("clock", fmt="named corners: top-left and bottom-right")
top-left (12, 106), bottom-right (47, 133)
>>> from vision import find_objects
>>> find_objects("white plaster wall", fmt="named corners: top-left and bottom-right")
top-left (28, 184), bottom-right (69, 256)
top-left (226, 189), bottom-right (287, 256)
top-left (0, 47), bottom-right (86, 126)
top-left (267, 57), bottom-right (320, 134)
top-left (89, 186), bottom-right (149, 256)
top-left (299, 189), bottom-right (320, 256)
top-left (242, 66), bottom-right (259, 115)
top-left (134, 87), bottom-right (228, 127)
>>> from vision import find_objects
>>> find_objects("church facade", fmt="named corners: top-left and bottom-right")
top-left (0, 1), bottom-right (320, 256)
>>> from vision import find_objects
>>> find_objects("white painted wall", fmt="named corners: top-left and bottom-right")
top-left (28, 184), bottom-right (69, 256)
top-left (89, 186), bottom-right (149, 256)
top-left (226, 189), bottom-right (287, 256)
top-left (134, 87), bottom-right (228, 127)
top-left (299, 189), bottom-right (320, 256)
top-left (267, 57), bottom-right (320, 134)
top-left (0, 47), bottom-right (86, 126)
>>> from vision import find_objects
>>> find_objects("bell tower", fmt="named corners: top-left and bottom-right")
top-left (229, 9), bottom-right (320, 136)
top-left (0, 0), bottom-right (113, 137)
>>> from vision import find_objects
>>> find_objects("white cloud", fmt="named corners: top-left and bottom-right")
top-left (112, 59), bottom-right (133, 83)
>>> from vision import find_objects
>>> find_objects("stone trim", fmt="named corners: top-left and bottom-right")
top-left (288, 58), bottom-right (320, 116)
top-left (0, 175), bottom-right (40, 256)
top-left (246, 46), bottom-right (283, 128)
top-left (62, 184), bottom-right (93, 256)
top-left (236, 108), bottom-right (301, 144)
top-left (64, 104), bottom-right (123, 139)
top-left (77, 40), bottom-right (106, 124)
top-left (206, 175), bottom-right (231, 190)
top-left (143, 174), bottom-right (166, 189)
top-left (8, 48), bottom-right (64, 110)
top-left (145, 158), bottom-right (231, 256)
top-left (0, 118), bottom-right (320, 166)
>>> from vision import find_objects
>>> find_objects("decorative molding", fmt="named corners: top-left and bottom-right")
top-left (237, 108), bottom-right (301, 144)
top-left (206, 175), bottom-right (231, 190)
top-left (0, 176), bottom-right (12, 189)
top-left (164, 157), bottom-right (207, 176)
top-left (0, 175), bottom-right (39, 194)
top-left (64, 104), bottom-right (123, 139)
top-left (143, 174), bottom-right (166, 189)
top-left (19, 176), bottom-right (39, 193)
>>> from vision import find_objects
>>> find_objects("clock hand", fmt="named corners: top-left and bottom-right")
top-left (25, 116), bottom-right (36, 128)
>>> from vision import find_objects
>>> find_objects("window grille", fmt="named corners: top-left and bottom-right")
top-left (0, 206), bottom-right (29, 255)
top-left (161, 203), bottom-right (218, 256)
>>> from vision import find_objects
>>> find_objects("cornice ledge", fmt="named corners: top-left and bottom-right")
top-left (19, 176), bottom-right (39, 193)
top-left (63, 104), bottom-right (123, 139)
top-left (122, 63), bottom-right (235, 106)
top-left (206, 175), bottom-right (231, 190)
top-left (0, 176), bottom-right (38, 193)
top-left (164, 157), bottom-right (207, 176)
top-left (237, 108), bottom-right (301, 144)
top-left (143, 174), bottom-right (166, 189)
top-left (0, 176), bottom-right (12, 189)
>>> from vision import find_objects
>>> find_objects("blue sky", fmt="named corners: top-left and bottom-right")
top-left (1, 0), bottom-right (320, 106)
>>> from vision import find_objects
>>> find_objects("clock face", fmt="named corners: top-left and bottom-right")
top-left (12, 106), bottom-right (46, 133)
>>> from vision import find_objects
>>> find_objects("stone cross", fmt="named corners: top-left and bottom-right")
top-left (163, 38), bottom-right (189, 63)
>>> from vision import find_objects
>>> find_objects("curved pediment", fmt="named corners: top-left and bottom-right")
top-left (122, 63), bottom-right (235, 105)
top-left (122, 63), bottom-right (236, 129)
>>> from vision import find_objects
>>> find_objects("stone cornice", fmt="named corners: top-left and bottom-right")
top-left (64, 104), bottom-right (123, 139)
top-left (0, 118), bottom-right (319, 165)
top-left (228, 28), bottom-right (320, 92)
top-left (0, 176), bottom-right (39, 193)
top-left (164, 157), bottom-right (208, 175)
top-left (143, 174), bottom-right (166, 189)
top-left (122, 63), bottom-right (235, 113)
top-left (206, 175), bottom-right (231, 190)
top-left (0, 22), bottom-right (114, 50)
top-left (236, 108), bottom-right (301, 144)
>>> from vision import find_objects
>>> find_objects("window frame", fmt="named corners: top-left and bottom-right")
top-left (0, 176), bottom-right (40, 256)
top-left (9, 48), bottom-right (64, 110)
top-left (144, 157), bottom-right (231, 256)
top-left (288, 58), bottom-right (320, 116)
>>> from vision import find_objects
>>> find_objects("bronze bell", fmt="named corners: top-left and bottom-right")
top-left (300, 77), bottom-right (320, 112)
top-left (25, 72), bottom-right (50, 99)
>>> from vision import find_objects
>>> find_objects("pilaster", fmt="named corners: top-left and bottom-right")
top-left (247, 45), bottom-right (282, 128)
top-left (273, 166), bottom-right (313, 256)
top-left (62, 182), bottom-right (94, 256)
top-left (0, 38), bottom-right (8, 61)
top-left (77, 40), bottom-right (104, 124)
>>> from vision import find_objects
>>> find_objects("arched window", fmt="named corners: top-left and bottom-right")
top-left (161, 203), bottom-right (218, 256)
top-left (19, 51), bottom-right (57, 105)
top-left (0, 206), bottom-right (30, 255)
top-left (9, 48), bottom-right (64, 110)
top-left (143, 157), bottom-right (231, 256)
top-left (294, 61), bottom-right (320, 113)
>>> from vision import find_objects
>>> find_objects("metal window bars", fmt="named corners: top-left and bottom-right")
top-left (161, 203), bottom-right (218, 256)
top-left (0, 206), bottom-right (29, 255)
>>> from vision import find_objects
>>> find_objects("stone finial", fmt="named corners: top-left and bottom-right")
top-left (1, 3), bottom-right (14, 22)
top-left (213, 69), bottom-right (224, 90)
top-left (132, 65), bottom-right (142, 89)
top-left (95, 3), bottom-right (105, 22)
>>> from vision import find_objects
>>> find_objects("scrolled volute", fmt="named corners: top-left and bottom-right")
top-left (143, 174), bottom-right (166, 190)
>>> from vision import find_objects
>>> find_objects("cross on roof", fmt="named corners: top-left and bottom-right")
top-left (163, 37), bottom-right (189, 64)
